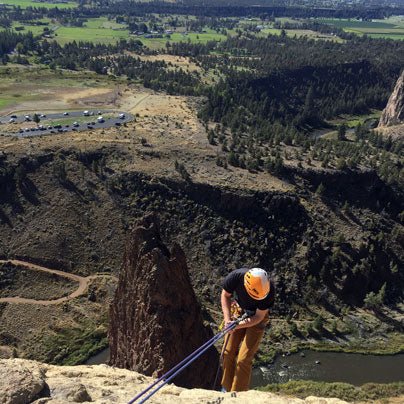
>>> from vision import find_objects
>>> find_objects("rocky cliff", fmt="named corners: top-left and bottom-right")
top-left (109, 214), bottom-right (219, 389)
top-left (378, 70), bottom-right (404, 127)
top-left (0, 359), bottom-right (351, 404)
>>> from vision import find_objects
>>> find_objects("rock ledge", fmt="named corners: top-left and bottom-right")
top-left (0, 358), bottom-right (350, 404)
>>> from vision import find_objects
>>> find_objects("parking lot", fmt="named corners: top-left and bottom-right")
top-left (0, 110), bottom-right (134, 137)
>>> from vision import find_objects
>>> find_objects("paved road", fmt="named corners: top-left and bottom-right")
top-left (0, 259), bottom-right (116, 305)
top-left (0, 110), bottom-right (134, 137)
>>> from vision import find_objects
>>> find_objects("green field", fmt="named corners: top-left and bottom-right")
top-left (258, 27), bottom-right (342, 42)
top-left (12, 19), bottom-right (51, 36)
top-left (317, 17), bottom-right (404, 40)
top-left (54, 25), bottom-right (129, 45)
top-left (140, 29), bottom-right (227, 50)
top-left (6, 16), bottom-right (227, 47)
top-left (0, 0), bottom-right (76, 9)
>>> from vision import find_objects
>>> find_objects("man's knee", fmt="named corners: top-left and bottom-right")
top-left (237, 346), bottom-right (257, 364)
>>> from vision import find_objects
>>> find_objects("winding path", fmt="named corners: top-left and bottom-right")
top-left (0, 259), bottom-right (116, 305)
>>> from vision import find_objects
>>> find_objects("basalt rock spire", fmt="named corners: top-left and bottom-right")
top-left (109, 214), bottom-right (219, 388)
top-left (378, 70), bottom-right (404, 127)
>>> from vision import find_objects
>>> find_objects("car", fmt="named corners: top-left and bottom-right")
top-left (83, 110), bottom-right (90, 116)
top-left (63, 129), bottom-right (68, 132)
top-left (9, 118), bottom-right (15, 123)
top-left (87, 125), bottom-right (94, 129)
top-left (25, 115), bottom-right (31, 121)
top-left (119, 113), bottom-right (125, 119)
top-left (40, 114), bottom-right (46, 118)
top-left (63, 112), bottom-right (69, 116)
top-left (54, 124), bottom-right (62, 129)
top-left (19, 129), bottom-right (23, 133)
top-left (10, 114), bottom-right (17, 118)
top-left (65, 125), bottom-right (69, 128)
top-left (58, 129), bottom-right (63, 133)
top-left (73, 122), bottom-right (79, 127)
top-left (72, 128), bottom-right (77, 132)
top-left (24, 128), bottom-right (30, 132)
top-left (97, 116), bottom-right (104, 123)
top-left (50, 130), bottom-right (55, 134)
top-left (48, 126), bottom-right (53, 130)
top-left (97, 111), bottom-right (102, 115)
top-left (115, 122), bottom-right (121, 126)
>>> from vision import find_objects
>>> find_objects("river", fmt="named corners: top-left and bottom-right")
top-left (251, 350), bottom-right (404, 387)
top-left (86, 348), bottom-right (404, 387)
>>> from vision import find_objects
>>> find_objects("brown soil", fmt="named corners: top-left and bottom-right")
top-left (0, 260), bottom-right (116, 305)
top-left (0, 262), bottom-right (77, 300)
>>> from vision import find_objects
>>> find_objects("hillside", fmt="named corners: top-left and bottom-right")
top-left (0, 113), bottom-right (403, 365)
top-left (0, 0), bottom-right (403, 397)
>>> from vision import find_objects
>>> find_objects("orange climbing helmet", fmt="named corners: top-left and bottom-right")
top-left (244, 268), bottom-right (270, 300)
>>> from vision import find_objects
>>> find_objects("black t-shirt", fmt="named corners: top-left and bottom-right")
top-left (223, 268), bottom-right (275, 312)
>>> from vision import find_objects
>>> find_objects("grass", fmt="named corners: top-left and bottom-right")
top-left (317, 17), bottom-right (404, 40)
top-left (40, 113), bottom-right (114, 127)
top-left (300, 332), bottom-right (404, 356)
top-left (54, 23), bottom-right (130, 45)
top-left (5, 16), bottom-right (227, 47)
top-left (258, 380), bottom-right (404, 401)
top-left (0, 66), bottom-right (120, 113)
top-left (328, 110), bottom-right (382, 128)
top-left (40, 323), bottom-right (108, 365)
top-left (0, 0), bottom-right (76, 9)
top-left (11, 20), bottom-right (51, 36)
top-left (258, 27), bottom-right (343, 42)
top-left (140, 29), bottom-right (227, 50)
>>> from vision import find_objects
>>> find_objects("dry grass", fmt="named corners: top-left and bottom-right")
top-left (0, 84), bottom-right (293, 193)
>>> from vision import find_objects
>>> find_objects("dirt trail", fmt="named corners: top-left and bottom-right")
top-left (0, 259), bottom-right (115, 306)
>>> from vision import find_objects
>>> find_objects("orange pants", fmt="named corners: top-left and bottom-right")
top-left (221, 316), bottom-right (269, 392)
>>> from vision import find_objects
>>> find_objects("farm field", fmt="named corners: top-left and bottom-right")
top-left (11, 19), bottom-right (51, 36)
top-left (317, 16), bottom-right (404, 40)
top-left (258, 27), bottom-right (342, 41)
top-left (139, 29), bottom-right (228, 50)
top-left (4, 16), bottom-right (228, 47)
top-left (0, 0), bottom-right (76, 9)
top-left (0, 66), bottom-right (123, 114)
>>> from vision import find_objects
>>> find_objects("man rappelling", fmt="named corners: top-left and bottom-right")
top-left (128, 267), bottom-right (275, 403)
top-left (220, 268), bottom-right (275, 392)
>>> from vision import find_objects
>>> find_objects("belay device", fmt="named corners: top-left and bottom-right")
top-left (128, 312), bottom-right (249, 404)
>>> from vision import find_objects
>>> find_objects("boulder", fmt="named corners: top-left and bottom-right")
top-left (109, 214), bottom-right (219, 389)
top-left (0, 359), bottom-right (47, 404)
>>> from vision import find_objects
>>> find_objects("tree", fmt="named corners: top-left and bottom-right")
top-left (364, 283), bottom-right (386, 310)
top-left (338, 124), bottom-right (347, 141)
top-left (315, 182), bottom-right (325, 196)
top-left (336, 157), bottom-right (347, 170)
top-left (16, 42), bottom-right (24, 56)
top-left (33, 113), bottom-right (40, 125)
top-left (313, 315), bottom-right (324, 331)
top-left (289, 322), bottom-right (298, 335)
top-left (53, 160), bottom-right (67, 184)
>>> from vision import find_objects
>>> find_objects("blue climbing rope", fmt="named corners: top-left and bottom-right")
top-left (128, 313), bottom-right (248, 404)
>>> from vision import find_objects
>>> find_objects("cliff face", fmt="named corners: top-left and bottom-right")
top-left (109, 214), bottom-right (219, 389)
top-left (379, 70), bottom-right (404, 127)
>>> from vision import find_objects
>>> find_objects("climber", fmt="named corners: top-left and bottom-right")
top-left (220, 267), bottom-right (275, 392)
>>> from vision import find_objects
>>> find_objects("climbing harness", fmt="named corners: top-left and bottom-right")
top-left (128, 312), bottom-right (249, 404)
